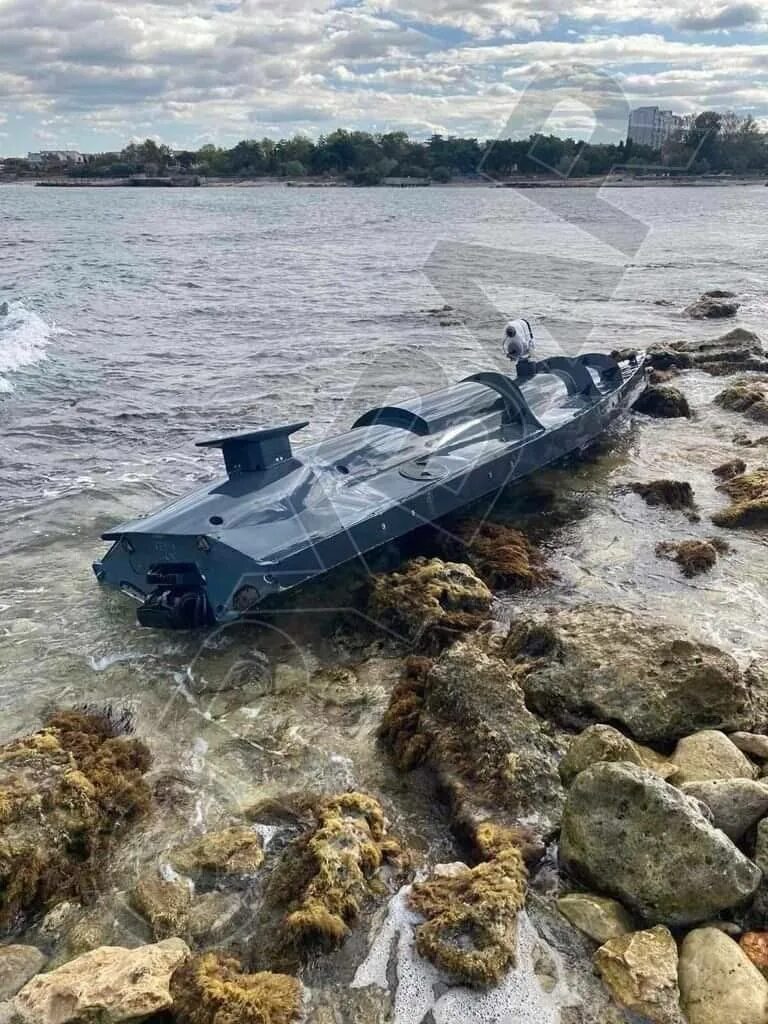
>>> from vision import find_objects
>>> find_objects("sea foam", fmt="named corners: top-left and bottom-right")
top-left (0, 300), bottom-right (56, 391)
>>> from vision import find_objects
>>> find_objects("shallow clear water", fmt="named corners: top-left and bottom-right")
top-left (1, 183), bottom-right (767, 941)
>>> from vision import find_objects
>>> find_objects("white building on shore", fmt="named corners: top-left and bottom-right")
top-left (26, 151), bottom-right (85, 167)
top-left (627, 107), bottom-right (684, 149)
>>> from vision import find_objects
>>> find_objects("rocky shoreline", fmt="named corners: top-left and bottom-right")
top-left (1, 292), bottom-right (768, 1023)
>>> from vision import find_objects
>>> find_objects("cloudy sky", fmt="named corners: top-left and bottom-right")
top-left (0, 0), bottom-right (767, 155)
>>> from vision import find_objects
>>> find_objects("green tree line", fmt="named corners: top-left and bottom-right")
top-left (44, 112), bottom-right (768, 182)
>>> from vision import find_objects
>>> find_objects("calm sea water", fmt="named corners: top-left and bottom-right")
top-left (1, 182), bottom-right (767, 869)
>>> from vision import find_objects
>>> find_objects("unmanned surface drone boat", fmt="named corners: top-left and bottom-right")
top-left (94, 329), bottom-right (646, 629)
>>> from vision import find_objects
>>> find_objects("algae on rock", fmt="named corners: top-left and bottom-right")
top-left (712, 467), bottom-right (768, 528)
top-left (168, 825), bottom-right (265, 884)
top-left (437, 519), bottom-right (554, 591)
top-left (0, 709), bottom-right (151, 932)
top-left (655, 539), bottom-right (728, 577)
top-left (716, 379), bottom-right (768, 424)
top-left (171, 951), bottom-right (302, 1024)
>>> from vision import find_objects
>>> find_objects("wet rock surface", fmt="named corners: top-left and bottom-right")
top-left (655, 538), bottom-right (728, 576)
top-left (716, 378), bottom-right (768, 423)
top-left (634, 385), bottom-right (691, 419)
top-left (684, 294), bottom-right (740, 319)
top-left (629, 479), bottom-right (695, 510)
top-left (712, 467), bottom-right (768, 528)
top-left (560, 762), bottom-right (761, 926)
top-left (594, 926), bottom-right (683, 1024)
top-left (650, 327), bottom-right (767, 375)
top-left (506, 604), bottom-right (764, 743)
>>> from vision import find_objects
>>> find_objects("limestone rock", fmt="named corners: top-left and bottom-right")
top-left (730, 732), bottom-right (768, 760)
top-left (557, 893), bottom-right (635, 945)
top-left (558, 725), bottom-right (677, 787)
top-left (0, 947), bottom-right (46, 1002)
top-left (634, 385), bottom-right (690, 419)
top-left (651, 328), bottom-right (766, 376)
top-left (168, 825), bottom-right (265, 885)
top-left (594, 926), bottom-right (682, 1023)
top-left (684, 294), bottom-right (740, 319)
top-left (716, 379), bottom-right (768, 425)
top-left (679, 927), bottom-right (768, 1024)
top-left (507, 604), bottom-right (765, 744)
top-left (560, 763), bottom-right (761, 926)
top-left (671, 730), bottom-right (758, 783)
top-left (13, 938), bottom-right (189, 1024)
top-left (680, 779), bottom-right (768, 840)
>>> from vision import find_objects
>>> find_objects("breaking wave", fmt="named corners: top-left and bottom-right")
top-left (0, 301), bottom-right (56, 392)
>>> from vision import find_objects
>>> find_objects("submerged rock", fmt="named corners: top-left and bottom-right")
top-left (629, 479), bottom-right (695, 510)
top-left (557, 893), bottom-right (635, 945)
top-left (560, 762), bottom-right (761, 926)
top-left (671, 729), bottom-right (759, 783)
top-left (684, 294), bottom-right (740, 319)
top-left (170, 951), bottom-right (302, 1024)
top-left (0, 710), bottom-right (151, 931)
top-left (651, 328), bottom-right (767, 376)
top-left (716, 378), bottom-right (768, 424)
top-left (408, 844), bottom-right (527, 987)
top-left (168, 825), bottom-right (265, 885)
top-left (0, 946), bottom-right (46, 1002)
top-left (368, 557), bottom-right (491, 651)
top-left (712, 467), bottom-right (768, 528)
top-left (438, 518), bottom-right (554, 591)
top-left (634, 385), bottom-right (691, 419)
top-left (679, 927), bottom-right (768, 1024)
top-left (558, 725), bottom-right (677, 787)
top-left (655, 538), bottom-right (729, 576)
top-left (713, 457), bottom-right (747, 480)
top-left (13, 937), bottom-right (189, 1024)
top-left (506, 604), bottom-right (765, 744)
top-left (680, 779), bottom-right (768, 840)
top-left (379, 634), bottom-right (564, 839)
top-left (594, 926), bottom-right (682, 1024)
top-left (129, 869), bottom-right (193, 940)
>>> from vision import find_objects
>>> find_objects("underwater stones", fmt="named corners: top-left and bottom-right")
top-left (629, 479), bottom-right (695, 510)
top-left (368, 557), bottom-right (491, 650)
top-left (716, 379), bottom-right (768, 424)
top-left (170, 951), bottom-right (302, 1024)
top-left (508, 604), bottom-right (761, 744)
top-left (679, 927), bottom-right (768, 1024)
top-left (684, 294), bottom-right (740, 319)
top-left (713, 457), bottom-right (747, 480)
top-left (13, 937), bottom-right (189, 1024)
top-left (681, 778), bottom-right (768, 840)
top-left (187, 891), bottom-right (242, 946)
top-left (671, 730), bottom-right (759, 784)
top-left (556, 894), bottom-right (634, 945)
top-left (439, 519), bottom-right (554, 591)
top-left (712, 467), bottom-right (768, 528)
top-left (560, 762), bottom-right (761, 926)
top-left (0, 709), bottom-right (151, 932)
top-left (168, 826), bottom-right (265, 885)
top-left (655, 538), bottom-right (728, 576)
top-left (594, 926), bottom-right (682, 1024)
top-left (634, 385), bottom-right (691, 419)
top-left (558, 725), bottom-right (677, 787)
top-left (384, 634), bottom-right (564, 838)
top-left (408, 845), bottom-right (527, 987)
top-left (129, 869), bottom-right (193, 940)
top-left (0, 947), bottom-right (46, 1002)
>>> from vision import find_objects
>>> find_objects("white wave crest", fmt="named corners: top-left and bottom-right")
top-left (0, 301), bottom-right (56, 392)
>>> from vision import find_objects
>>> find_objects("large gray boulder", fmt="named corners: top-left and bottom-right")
top-left (507, 604), bottom-right (766, 744)
top-left (680, 779), bottom-right (768, 841)
top-left (560, 762), bottom-right (761, 926)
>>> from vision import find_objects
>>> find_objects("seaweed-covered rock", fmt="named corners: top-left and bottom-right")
top-left (408, 844), bottom-right (527, 986)
top-left (634, 385), bottom-right (691, 419)
top-left (558, 725), bottom-right (677, 787)
top-left (629, 479), bottom-right (695, 510)
top-left (655, 539), bottom-right (728, 576)
top-left (368, 557), bottom-right (491, 651)
top-left (594, 926), bottom-right (682, 1024)
top-left (713, 457), bottom-right (747, 480)
top-left (651, 328), bottom-right (767, 376)
top-left (170, 951), bottom-right (302, 1024)
top-left (680, 779), bottom-right (768, 840)
top-left (560, 763), bottom-right (761, 926)
top-left (0, 946), bottom-right (46, 1002)
top-left (380, 635), bottom-right (564, 839)
top-left (257, 792), bottom-right (403, 968)
top-left (557, 893), bottom-right (634, 945)
top-left (438, 519), bottom-right (554, 591)
top-left (671, 729), bottom-right (759, 783)
top-left (168, 826), bottom-right (265, 885)
top-left (712, 467), bottom-right (768, 528)
top-left (679, 927), bottom-right (768, 1024)
top-left (0, 710), bottom-right (151, 931)
top-left (684, 294), bottom-right (740, 319)
top-left (716, 378), bottom-right (768, 424)
top-left (506, 604), bottom-right (765, 744)
top-left (13, 937), bottom-right (189, 1024)
top-left (129, 869), bottom-right (193, 940)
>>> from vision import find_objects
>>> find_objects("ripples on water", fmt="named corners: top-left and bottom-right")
top-left (0, 185), bottom-right (767, 974)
